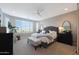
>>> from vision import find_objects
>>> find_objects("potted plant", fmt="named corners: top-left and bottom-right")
top-left (8, 22), bottom-right (17, 33)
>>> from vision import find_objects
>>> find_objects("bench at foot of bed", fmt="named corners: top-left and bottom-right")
top-left (33, 42), bottom-right (48, 50)
top-left (33, 44), bottom-right (41, 50)
top-left (34, 41), bottom-right (55, 50)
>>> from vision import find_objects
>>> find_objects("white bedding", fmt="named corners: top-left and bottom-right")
top-left (31, 33), bottom-right (48, 38)
top-left (28, 31), bottom-right (57, 46)
top-left (28, 37), bottom-right (51, 46)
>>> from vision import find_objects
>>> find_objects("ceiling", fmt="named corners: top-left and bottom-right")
top-left (0, 3), bottom-right (77, 21)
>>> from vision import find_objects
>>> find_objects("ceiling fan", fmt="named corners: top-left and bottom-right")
top-left (35, 8), bottom-right (44, 17)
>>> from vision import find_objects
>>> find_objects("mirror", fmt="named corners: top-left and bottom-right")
top-left (62, 21), bottom-right (71, 32)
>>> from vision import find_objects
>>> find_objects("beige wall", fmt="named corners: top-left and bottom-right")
top-left (40, 10), bottom-right (78, 46)
top-left (77, 3), bottom-right (79, 54)
top-left (77, 10), bottom-right (79, 54)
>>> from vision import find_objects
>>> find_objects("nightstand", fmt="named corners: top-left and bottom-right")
top-left (58, 31), bottom-right (73, 45)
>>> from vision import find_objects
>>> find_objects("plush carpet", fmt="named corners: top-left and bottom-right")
top-left (13, 38), bottom-right (76, 55)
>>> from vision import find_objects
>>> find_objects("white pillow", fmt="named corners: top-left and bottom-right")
top-left (41, 30), bottom-right (45, 34)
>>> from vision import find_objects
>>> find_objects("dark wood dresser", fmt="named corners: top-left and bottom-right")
top-left (0, 27), bottom-right (13, 55)
top-left (58, 31), bottom-right (73, 45)
top-left (0, 33), bottom-right (13, 55)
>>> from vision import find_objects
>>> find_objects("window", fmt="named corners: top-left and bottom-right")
top-left (16, 20), bottom-right (33, 33)
top-left (36, 22), bottom-right (39, 31)
top-left (36, 22), bottom-right (44, 31)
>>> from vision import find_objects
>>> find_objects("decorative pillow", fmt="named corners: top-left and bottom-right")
top-left (49, 30), bottom-right (56, 33)
top-left (41, 30), bottom-right (45, 34)
top-left (37, 29), bottom-right (42, 33)
top-left (45, 30), bottom-right (49, 33)
top-left (48, 30), bottom-right (57, 39)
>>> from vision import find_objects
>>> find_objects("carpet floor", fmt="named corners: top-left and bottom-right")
top-left (13, 39), bottom-right (76, 55)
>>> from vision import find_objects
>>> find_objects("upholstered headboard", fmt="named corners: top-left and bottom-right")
top-left (44, 26), bottom-right (59, 39)
top-left (44, 26), bottom-right (58, 33)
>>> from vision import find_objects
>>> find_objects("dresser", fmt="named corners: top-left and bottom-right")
top-left (0, 33), bottom-right (13, 55)
top-left (58, 31), bottom-right (73, 45)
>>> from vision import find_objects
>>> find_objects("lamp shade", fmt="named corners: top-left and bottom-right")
top-left (59, 27), bottom-right (65, 33)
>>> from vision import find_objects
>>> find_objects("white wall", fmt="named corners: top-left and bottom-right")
top-left (77, 12), bottom-right (79, 54)
top-left (0, 8), bottom-right (4, 27)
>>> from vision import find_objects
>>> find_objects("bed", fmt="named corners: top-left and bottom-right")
top-left (27, 26), bottom-right (58, 50)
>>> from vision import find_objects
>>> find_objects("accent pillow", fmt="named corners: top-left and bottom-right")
top-left (37, 29), bottom-right (42, 33)
top-left (48, 30), bottom-right (57, 39)
top-left (45, 30), bottom-right (49, 33)
top-left (41, 30), bottom-right (45, 34)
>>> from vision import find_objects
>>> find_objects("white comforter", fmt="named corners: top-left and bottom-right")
top-left (28, 31), bottom-right (57, 46)
top-left (31, 33), bottom-right (48, 38)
